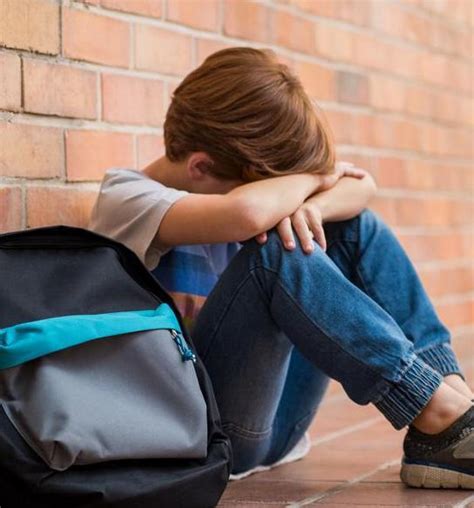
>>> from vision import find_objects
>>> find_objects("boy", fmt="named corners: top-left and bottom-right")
top-left (89, 47), bottom-right (473, 488)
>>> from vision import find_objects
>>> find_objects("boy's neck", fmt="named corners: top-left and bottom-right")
top-left (141, 156), bottom-right (191, 191)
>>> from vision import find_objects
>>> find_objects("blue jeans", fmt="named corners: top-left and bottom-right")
top-left (190, 207), bottom-right (464, 475)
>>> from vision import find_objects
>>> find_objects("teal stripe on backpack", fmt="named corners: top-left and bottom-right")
top-left (0, 303), bottom-right (182, 369)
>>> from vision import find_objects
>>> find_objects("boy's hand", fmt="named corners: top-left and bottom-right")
top-left (254, 162), bottom-right (368, 253)
top-left (255, 200), bottom-right (325, 254)
top-left (317, 161), bottom-right (368, 191)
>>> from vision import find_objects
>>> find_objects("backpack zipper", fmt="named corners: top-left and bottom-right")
top-left (170, 329), bottom-right (197, 363)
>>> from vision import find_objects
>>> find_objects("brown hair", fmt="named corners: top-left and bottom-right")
top-left (164, 46), bottom-right (336, 182)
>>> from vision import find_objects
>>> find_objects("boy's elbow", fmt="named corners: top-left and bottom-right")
top-left (232, 195), bottom-right (269, 240)
top-left (364, 172), bottom-right (378, 196)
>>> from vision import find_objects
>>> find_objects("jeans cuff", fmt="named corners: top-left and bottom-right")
top-left (417, 343), bottom-right (465, 380)
top-left (374, 356), bottom-right (443, 430)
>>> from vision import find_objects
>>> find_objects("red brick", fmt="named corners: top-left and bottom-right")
top-left (220, 477), bottom-right (333, 504)
top-left (327, 110), bottom-right (376, 147)
top-left (369, 197), bottom-right (398, 226)
top-left (325, 110), bottom-right (354, 145)
top-left (292, 0), bottom-right (371, 26)
top-left (0, 187), bottom-right (22, 232)
top-left (66, 130), bottom-right (135, 181)
top-left (166, 0), bottom-right (219, 31)
top-left (388, 44), bottom-right (421, 81)
top-left (425, 55), bottom-right (473, 97)
top-left (423, 162), bottom-right (474, 194)
top-left (330, 0), bottom-right (372, 26)
top-left (137, 134), bottom-right (165, 170)
top-left (257, 419), bottom-right (403, 483)
top-left (437, 300), bottom-right (474, 329)
top-left (370, 156), bottom-right (407, 189)
top-left (290, 0), bottom-right (335, 16)
top-left (375, 196), bottom-right (474, 228)
top-left (452, 335), bottom-right (474, 366)
top-left (337, 71), bottom-right (369, 105)
top-left (0, 0), bottom-right (59, 54)
top-left (314, 24), bottom-right (353, 62)
top-left (395, 118), bottom-right (424, 152)
top-left (27, 186), bottom-right (98, 228)
top-left (370, 116), bottom-right (395, 149)
top-left (0, 52), bottom-right (21, 111)
top-left (419, 265), bottom-right (474, 298)
top-left (270, 9), bottom-right (315, 54)
top-left (0, 122), bottom-right (63, 178)
top-left (369, 75), bottom-right (406, 113)
top-left (403, 159), bottom-right (439, 190)
top-left (419, 52), bottom-right (447, 88)
top-left (62, 8), bottom-right (130, 68)
top-left (196, 39), bottom-right (234, 65)
top-left (309, 397), bottom-right (380, 442)
top-left (431, 90), bottom-right (468, 126)
top-left (23, 59), bottom-right (97, 119)
top-left (397, 231), bottom-right (471, 263)
top-left (314, 480), bottom-right (469, 506)
top-left (419, 0), bottom-right (471, 27)
top-left (101, 73), bottom-right (164, 126)
top-left (371, 2), bottom-right (431, 47)
top-left (405, 83), bottom-right (434, 118)
top-left (223, 0), bottom-right (270, 42)
top-left (294, 60), bottom-right (336, 101)
top-left (134, 25), bottom-right (193, 75)
top-left (101, 0), bottom-right (162, 17)
top-left (422, 123), bottom-right (473, 159)
top-left (353, 32), bottom-right (394, 72)
top-left (198, 41), bottom-right (291, 70)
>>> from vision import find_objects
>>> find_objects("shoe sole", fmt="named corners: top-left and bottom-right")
top-left (400, 461), bottom-right (474, 489)
top-left (229, 431), bottom-right (312, 481)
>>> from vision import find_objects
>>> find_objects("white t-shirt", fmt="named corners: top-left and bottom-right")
top-left (88, 168), bottom-right (189, 270)
top-left (87, 167), bottom-right (242, 329)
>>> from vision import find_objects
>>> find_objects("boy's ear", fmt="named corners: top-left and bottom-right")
top-left (187, 152), bottom-right (214, 180)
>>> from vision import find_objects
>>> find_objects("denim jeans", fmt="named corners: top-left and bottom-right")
top-left (190, 207), bottom-right (464, 475)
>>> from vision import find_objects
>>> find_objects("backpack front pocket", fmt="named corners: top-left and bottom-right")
top-left (0, 304), bottom-right (208, 471)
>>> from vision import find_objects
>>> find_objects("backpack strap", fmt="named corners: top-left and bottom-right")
top-left (0, 303), bottom-right (182, 370)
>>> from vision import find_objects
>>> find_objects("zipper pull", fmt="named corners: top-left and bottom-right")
top-left (170, 329), bottom-right (197, 363)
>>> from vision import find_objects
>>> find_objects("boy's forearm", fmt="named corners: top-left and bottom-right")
top-left (229, 172), bottom-right (327, 231)
top-left (307, 173), bottom-right (377, 224)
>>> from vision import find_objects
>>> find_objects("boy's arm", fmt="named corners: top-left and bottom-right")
top-left (155, 172), bottom-right (331, 248)
top-left (256, 170), bottom-right (377, 253)
top-left (305, 170), bottom-right (377, 224)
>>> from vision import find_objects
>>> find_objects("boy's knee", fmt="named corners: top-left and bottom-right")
top-left (250, 228), bottom-right (326, 270)
top-left (237, 228), bottom-right (329, 275)
top-left (359, 207), bottom-right (383, 230)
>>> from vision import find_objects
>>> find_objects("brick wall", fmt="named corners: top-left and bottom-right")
top-left (0, 0), bottom-right (473, 347)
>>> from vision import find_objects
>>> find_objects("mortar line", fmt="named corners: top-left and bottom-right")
top-left (61, 1), bottom-right (474, 99)
top-left (287, 459), bottom-right (400, 507)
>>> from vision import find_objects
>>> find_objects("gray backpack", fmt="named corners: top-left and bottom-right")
top-left (0, 225), bottom-right (232, 508)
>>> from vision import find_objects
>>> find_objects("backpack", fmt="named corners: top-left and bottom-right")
top-left (0, 225), bottom-right (232, 508)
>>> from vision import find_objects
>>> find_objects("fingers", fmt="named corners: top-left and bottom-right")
top-left (276, 217), bottom-right (296, 250)
top-left (255, 231), bottom-right (267, 244)
top-left (342, 167), bottom-right (367, 179)
top-left (291, 210), bottom-right (315, 254)
top-left (335, 160), bottom-right (354, 170)
top-left (306, 212), bottom-right (327, 252)
top-left (336, 161), bottom-right (368, 179)
top-left (267, 210), bottom-right (327, 255)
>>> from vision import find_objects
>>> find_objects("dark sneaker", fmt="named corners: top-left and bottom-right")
top-left (400, 405), bottom-right (474, 489)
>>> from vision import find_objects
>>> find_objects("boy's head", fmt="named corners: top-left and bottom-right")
top-left (163, 47), bottom-right (335, 185)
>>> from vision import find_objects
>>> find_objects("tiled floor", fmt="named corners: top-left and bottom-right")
top-left (217, 334), bottom-right (474, 507)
